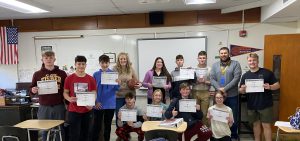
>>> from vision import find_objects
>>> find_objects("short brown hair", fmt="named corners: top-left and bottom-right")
top-left (125, 92), bottom-right (135, 99)
top-left (42, 51), bottom-right (55, 57)
top-left (99, 54), bottom-right (110, 63)
top-left (75, 55), bottom-right (87, 63)
top-left (198, 51), bottom-right (207, 57)
top-left (179, 82), bottom-right (190, 90)
top-left (176, 54), bottom-right (184, 60)
top-left (219, 47), bottom-right (230, 53)
top-left (247, 53), bottom-right (259, 60)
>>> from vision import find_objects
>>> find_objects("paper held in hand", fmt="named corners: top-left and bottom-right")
top-left (179, 67), bottom-right (195, 80)
top-left (211, 108), bottom-right (229, 123)
top-left (147, 104), bottom-right (163, 118)
top-left (121, 109), bottom-right (137, 121)
top-left (195, 68), bottom-right (208, 78)
top-left (179, 99), bottom-right (196, 112)
top-left (37, 80), bottom-right (58, 95)
top-left (245, 79), bottom-right (264, 93)
top-left (76, 92), bottom-right (96, 106)
top-left (159, 118), bottom-right (184, 128)
top-left (152, 76), bottom-right (167, 88)
top-left (101, 72), bottom-right (118, 85)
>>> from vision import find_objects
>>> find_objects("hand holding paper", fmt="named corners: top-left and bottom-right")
top-left (121, 109), bottom-right (137, 121)
top-left (147, 104), bottom-right (163, 118)
top-left (179, 99), bottom-right (197, 112)
top-left (101, 72), bottom-right (118, 85)
top-left (245, 79), bottom-right (264, 93)
top-left (76, 92), bottom-right (96, 106)
top-left (37, 80), bottom-right (58, 95)
top-left (211, 108), bottom-right (230, 123)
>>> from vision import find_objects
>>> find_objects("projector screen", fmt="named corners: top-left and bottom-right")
top-left (137, 37), bottom-right (207, 81)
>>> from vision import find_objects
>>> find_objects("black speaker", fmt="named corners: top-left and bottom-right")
top-left (149, 11), bottom-right (164, 25)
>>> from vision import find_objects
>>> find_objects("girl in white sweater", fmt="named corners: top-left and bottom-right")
top-left (207, 91), bottom-right (234, 141)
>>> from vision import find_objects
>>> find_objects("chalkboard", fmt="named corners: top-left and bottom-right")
top-left (137, 37), bottom-right (207, 80)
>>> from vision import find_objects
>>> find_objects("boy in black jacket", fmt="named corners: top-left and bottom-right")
top-left (165, 83), bottom-right (212, 141)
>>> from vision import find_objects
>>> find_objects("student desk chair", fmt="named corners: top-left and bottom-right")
top-left (0, 126), bottom-right (28, 141)
top-left (275, 121), bottom-right (300, 141)
top-left (14, 119), bottom-right (64, 141)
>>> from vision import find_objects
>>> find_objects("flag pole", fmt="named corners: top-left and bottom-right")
top-left (11, 19), bottom-right (20, 82)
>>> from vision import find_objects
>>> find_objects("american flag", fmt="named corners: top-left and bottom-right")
top-left (0, 26), bottom-right (19, 64)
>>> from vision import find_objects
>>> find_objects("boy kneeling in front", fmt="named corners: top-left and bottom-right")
top-left (115, 92), bottom-right (144, 141)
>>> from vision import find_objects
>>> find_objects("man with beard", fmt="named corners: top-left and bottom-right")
top-left (210, 47), bottom-right (241, 140)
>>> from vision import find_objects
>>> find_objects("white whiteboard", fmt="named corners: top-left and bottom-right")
top-left (137, 37), bottom-right (206, 80)
top-left (33, 36), bottom-right (124, 77)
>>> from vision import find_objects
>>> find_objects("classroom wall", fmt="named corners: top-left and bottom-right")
top-left (0, 22), bottom-right (297, 90)
top-left (297, 20), bottom-right (300, 32)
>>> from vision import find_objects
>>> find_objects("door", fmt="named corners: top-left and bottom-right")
top-left (264, 34), bottom-right (300, 125)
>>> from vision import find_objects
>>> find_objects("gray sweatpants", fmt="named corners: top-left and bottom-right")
top-left (37, 104), bottom-right (66, 141)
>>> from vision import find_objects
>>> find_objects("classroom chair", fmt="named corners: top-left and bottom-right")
top-left (0, 126), bottom-right (28, 141)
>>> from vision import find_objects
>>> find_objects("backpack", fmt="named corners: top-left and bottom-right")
top-left (289, 107), bottom-right (300, 129)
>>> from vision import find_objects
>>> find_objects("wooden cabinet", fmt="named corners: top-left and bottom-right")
top-left (0, 104), bottom-right (31, 126)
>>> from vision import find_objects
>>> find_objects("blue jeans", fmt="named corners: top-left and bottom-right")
top-left (224, 96), bottom-right (238, 139)
top-left (115, 98), bottom-right (126, 127)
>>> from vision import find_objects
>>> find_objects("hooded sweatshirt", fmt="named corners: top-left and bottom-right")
top-left (30, 64), bottom-right (67, 105)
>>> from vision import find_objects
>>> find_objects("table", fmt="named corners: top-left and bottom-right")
top-left (14, 119), bottom-right (64, 141)
top-left (142, 121), bottom-right (187, 133)
top-left (275, 121), bottom-right (300, 141)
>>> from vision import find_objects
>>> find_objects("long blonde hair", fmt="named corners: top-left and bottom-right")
top-left (114, 52), bottom-right (132, 74)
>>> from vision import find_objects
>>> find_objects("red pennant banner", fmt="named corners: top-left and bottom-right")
top-left (230, 44), bottom-right (262, 57)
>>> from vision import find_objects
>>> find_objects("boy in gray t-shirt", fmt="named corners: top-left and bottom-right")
top-left (115, 92), bottom-right (144, 141)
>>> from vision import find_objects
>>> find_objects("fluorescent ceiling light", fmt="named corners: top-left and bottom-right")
top-left (0, 0), bottom-right (49, 13)
top-left (111, 35), bottom-right (123, 40)
top-left (196, 32), bottom-right (204, 36)
top-left (139, 0), bottom-right (170, 4)
top-left (184, 0), bottom-right (216, 5)
top-left (34, 35), bottom-right (84, 40)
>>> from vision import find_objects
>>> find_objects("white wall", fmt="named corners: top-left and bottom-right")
top-left (0, 22), bottom-right (297, 89)
top-left (297, 20), bottom-right (300, 33)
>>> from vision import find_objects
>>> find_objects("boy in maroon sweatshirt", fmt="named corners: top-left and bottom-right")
top-left (30, 51), bottom-right (67, 141)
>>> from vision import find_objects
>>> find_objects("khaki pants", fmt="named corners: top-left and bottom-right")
top-left (192, 90), bottom-right (210, 126)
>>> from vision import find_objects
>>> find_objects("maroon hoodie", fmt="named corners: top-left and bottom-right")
top-left (30, 64), bottom-right (67, 105)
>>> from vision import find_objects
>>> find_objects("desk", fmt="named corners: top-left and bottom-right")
top-left (142, 121), bottom-right (187, 133)
top-left (15, 119), bottom-right (64, 141)
top-left (275, 121), bottom-right (300, 141)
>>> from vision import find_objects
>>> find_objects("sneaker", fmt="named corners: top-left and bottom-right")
top-left (116, 137), bottom-right (122, 141)
top-left (231, 136), bottom-right (239, 141)
top-left (125, 133), bottom-right (131, 139)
